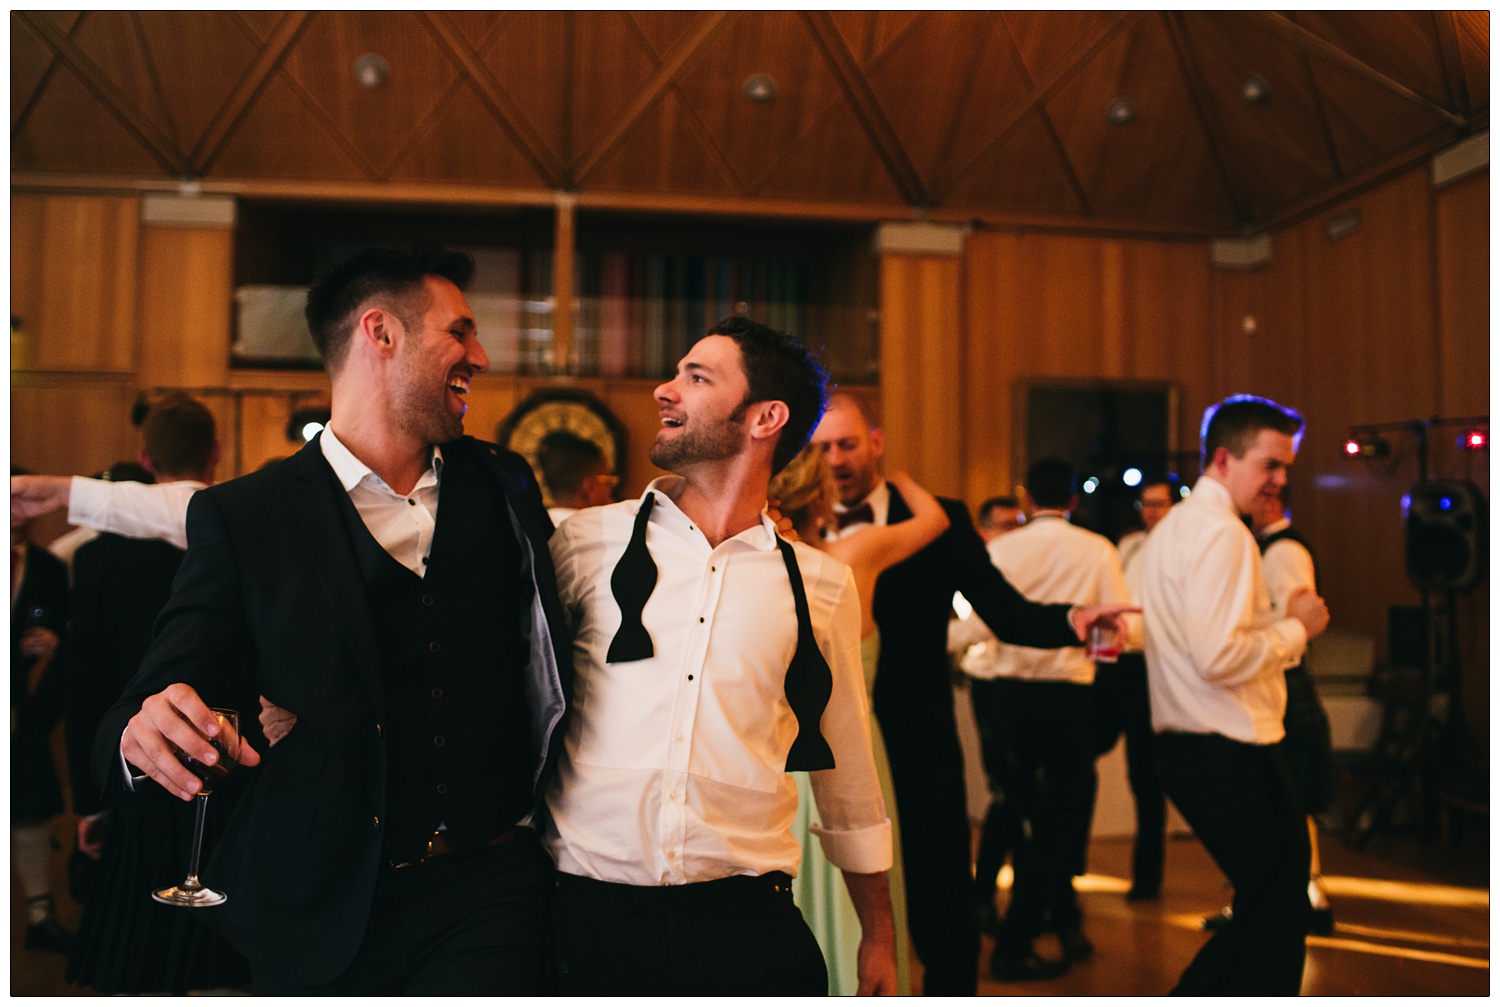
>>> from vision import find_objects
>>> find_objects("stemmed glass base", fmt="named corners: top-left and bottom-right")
top-left (152, 881), bottom-right (226, 907)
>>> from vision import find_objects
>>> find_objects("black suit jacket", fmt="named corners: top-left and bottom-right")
top-left (870, 488), bottom-right (1077, 725)
top-left (12, 542), bottom-right (70, 820)
top-left (94, 436), bottom-right (572, 985)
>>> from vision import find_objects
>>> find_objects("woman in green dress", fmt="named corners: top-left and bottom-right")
top-left (771, 448), bottom-right (949, 995)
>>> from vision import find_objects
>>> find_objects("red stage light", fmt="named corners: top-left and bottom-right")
top-left (1344, 438), bottom-right (1362, 457)
top-left (1459, 428), bottom-right (1488, 451)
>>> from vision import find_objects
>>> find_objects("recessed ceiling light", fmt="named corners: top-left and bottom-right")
top-left (1242, 74), bottom-right (1270, 105)
top-left (744, 74), bottom-right (776, 104)
top-left (1106, 96), bottom-right (1136, 125)
top-left (355, 53), bottom-right (389, 89)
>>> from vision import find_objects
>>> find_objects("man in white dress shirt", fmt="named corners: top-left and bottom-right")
top-left (544, 317), bottom-right (898, 995)
top-left (1138, 395), bottom-right (1330, 995)
top-left (950, 457), bottom-right (1132, 980)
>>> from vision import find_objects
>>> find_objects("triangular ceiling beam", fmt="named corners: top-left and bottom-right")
top-left (1162, 13), bottom-right (1252, 225)
top-left (931, 11), bottom-right (1135, 203)
top-left (1254, 12), bottom-right (1467, 129)
top-left (17, 10), bottom-right (186, 175)
top-left (191, 12), bottom-right (310, 175)
top-left (803, 10), bottom-right (925, 206)
top-left (573, 12), bottom-right (730, 186)
top-left (423, 11), bottom-right (567, 187)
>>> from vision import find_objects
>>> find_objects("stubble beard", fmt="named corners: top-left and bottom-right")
top-left (649, 416), bottom-right (742, 472)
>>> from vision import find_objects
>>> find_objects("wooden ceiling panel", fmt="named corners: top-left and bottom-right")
top-left (749, 98), bottom-right (909, 205)
top-left (672, 12), bottom-right (849, 191)
top-left (8, 12), bottom-right (1483, 236)
top-left (1178, 13), bottom-right (1340, 223)
top-left (471, 12), bottom-right (571, 168)
top-left (236, 11), bottom-right (285, 45)
top-left (10, 15), bottom-right (57, 131)
top-left (278, 11), bottom-right (461, 178)
top-left (563, 12), bottom-right (666, 165)
top-left (68, 11), bottom-right (180, 146)
top-left (861, 11), bottom-right (994, 185)
top-left (386, 79), bottom-right (553, 189)
top-left (1309, 54), bottom-right (1455, 176)
top-left (441, 10), bottom-right (507, 51)
top-left (208, 72), bottom-right (368, 181)
top-left (134, 11), bottom-right (265, 153)
top-left (627, 11), bottom-right (712, 59)
top-left (939, 112), bottom-right (1088, 219)
top-left (1291, 11), bottom-right (1450, 106)
top-left (1002, 10), bottom-right (1133, 86)
top-left (10, 62), bottom-right (164, 176)
top-left (1047, 17), bottom-right (1236, 227)
top-left (1453, 11), bottom-right (1490, 112)
top-left (580, 88), bottom-right (743, 197)
top-left (930, 17), bottom-right (1045, 187)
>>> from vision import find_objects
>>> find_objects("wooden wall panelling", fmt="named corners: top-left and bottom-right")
top-left (879, 252), bottom-right (964, 497)
top-left (963, 231), bottom-right (1022, 505)
top-left (136, 223), bottom-right (234, 388)
top-left (1287, 169), bottom-right (1439, 655)
top-left (1432, 167), bottom-right (1489, 754)
top-left (11, 194), bottom-right (139, 372)
top-left (10, 376), bottom-right (142, 545)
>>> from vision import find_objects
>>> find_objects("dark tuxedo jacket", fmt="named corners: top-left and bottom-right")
top-left (94, 436), bottom-right (572, 986)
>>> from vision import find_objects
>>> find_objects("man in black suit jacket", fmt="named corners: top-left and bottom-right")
top-left (13, 249), bottom-right (571, 994)
top-left (812, 394), bottom-right (1130, 993)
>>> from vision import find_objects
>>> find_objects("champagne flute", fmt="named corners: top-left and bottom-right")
top-left (152, 708), bottom-right (241, 907)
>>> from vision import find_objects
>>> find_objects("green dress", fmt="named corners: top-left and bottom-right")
top-left (792, 631), bottom-right (912, 995)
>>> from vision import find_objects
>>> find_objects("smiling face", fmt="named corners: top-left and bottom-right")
top-left (809, 397), bottom-right (882, 507)
top-left (649, 335), bottom-right (753, 473)
top-left (1212, 428), bottom-right (1296, 517)
top-left (389, 275), bottom-right (488, 447)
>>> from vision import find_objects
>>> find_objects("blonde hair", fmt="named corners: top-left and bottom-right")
top-left (768, 445), bottom-right (835, 539)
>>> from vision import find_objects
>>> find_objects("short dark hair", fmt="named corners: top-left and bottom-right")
top-left (1201, 395), bottom-right (1305, 467)
top-left (304, 246), bottom-right (475, 373)
top-left (1026, 457), bottom-right (1077, 509)
top-left (536, 430), bottom-right (605, 501)
top-left (707, 315), bottom-right (829, 474)
top-left (1139, 472), bottom-right (1181, 497)
top-left (979, 495), bottom-right (1020, 521)
top-left (97, 460), bottom-right (154, 484)
top-left (142, 393), bottom-right (217, 477)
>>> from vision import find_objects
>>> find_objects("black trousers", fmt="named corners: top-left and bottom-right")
top-left (1158, 732), bottom-right (1311, 995)
top-left (968, 677), bottom-right (1025, 907)
top-left (989, 678), bottom-right (1096, 951)
top-left (1090, 654), bottom-right (1166, 893)
top-left (250, 830), bottom-right (553, 995)
top-left (551, 870), bottom-right (827, 995)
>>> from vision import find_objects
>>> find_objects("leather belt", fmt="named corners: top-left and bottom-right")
top-left (389, 826), bottom-right (523, 869)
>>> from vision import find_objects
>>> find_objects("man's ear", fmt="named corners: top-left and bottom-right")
top-left (137, 447), bottom-right (157, 477)
top-left (748, 400), bottom-right (791, 444)
top-left (1209, 445), bottom-right (1231, 474)
top-left (869, 426), bottom-right (885, 459)
top-left (355, 306), bottom-right (401, 360)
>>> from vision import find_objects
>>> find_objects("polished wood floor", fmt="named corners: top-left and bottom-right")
top-left (13, 810), bottom-right (1487, 996)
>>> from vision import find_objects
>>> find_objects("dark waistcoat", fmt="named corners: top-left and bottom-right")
top-left (334, 445), bottom-right (534, 863)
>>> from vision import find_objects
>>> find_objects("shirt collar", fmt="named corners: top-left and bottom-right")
top-left (1257, 516), bottom-right (1291, 539)
top-left (1190, 474), bottom-right (1236, 515)
top-left (320, 426), bottom-right (443, 494)
top-left (642, 475), bottom-right (781, 551)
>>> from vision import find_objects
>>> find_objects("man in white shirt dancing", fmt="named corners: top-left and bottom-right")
top-left (1139, 394), bottom-right (1330, 995)
top-left (544, 317), bottom-right (897, 995)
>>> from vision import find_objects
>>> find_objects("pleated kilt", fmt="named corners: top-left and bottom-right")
top-left (1280, 667), bottom-right (1334, 816)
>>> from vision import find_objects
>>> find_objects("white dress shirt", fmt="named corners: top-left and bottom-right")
top-left (1138, 476), bottom-right (1307, 744)
top-left (1256, 518), bottom-right (1317, 617)
top-left (69, 478), bottom-right (205, 551)
top-left (545, 477), bottom-right (892, 887)
top-left (948, 512), bottom-right (1131, 685)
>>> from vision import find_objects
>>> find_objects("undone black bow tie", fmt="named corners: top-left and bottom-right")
top-left (835, 502), bottom-right (875, 530)
top-left (603, 494), bottom-right (835, 772)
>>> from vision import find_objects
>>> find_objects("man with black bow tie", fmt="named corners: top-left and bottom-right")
top-left (544, 317), bottom-right (897, 995)
top-left (811, 393), bottom-right (1132, 994)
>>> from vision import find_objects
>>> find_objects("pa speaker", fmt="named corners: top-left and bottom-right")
top-left (1404, 480), bottom-right (1488, 591)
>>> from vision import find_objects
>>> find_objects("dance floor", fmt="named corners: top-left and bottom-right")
top-left (13, 815), bottom-right (1485, 996)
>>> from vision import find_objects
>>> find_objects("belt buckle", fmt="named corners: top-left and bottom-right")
top-left (390, 833), bottom-right (439, 870)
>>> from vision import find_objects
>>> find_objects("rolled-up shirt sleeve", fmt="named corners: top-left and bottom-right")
top-left (807, 567), bottom-right (893, 874)
top-left (68, 477), bottom-right (197, 550)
